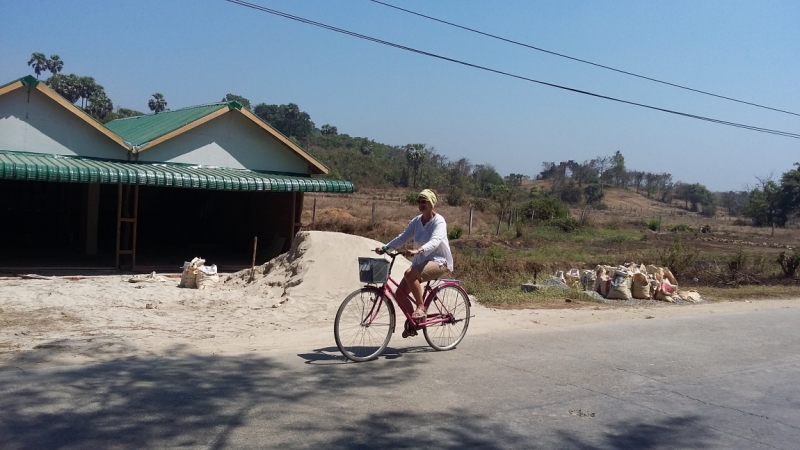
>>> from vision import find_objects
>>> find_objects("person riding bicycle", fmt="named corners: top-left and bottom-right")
top-left (376, 188), bottom-right (454, 322)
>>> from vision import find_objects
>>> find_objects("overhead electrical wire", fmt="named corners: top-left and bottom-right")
top-left (370, 0), bottom-right (800, 118)
top-left (225, 0), bottom-right (800, 139)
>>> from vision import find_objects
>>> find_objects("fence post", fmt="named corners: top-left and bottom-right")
top-left (496, 210), bottom-right (503, 235)
top-left (371, 202), bottom-right (376, 223)
top-left (312, 197), bottom-right (317, 224)
top-left (468, 206), bottom-right (473, 235)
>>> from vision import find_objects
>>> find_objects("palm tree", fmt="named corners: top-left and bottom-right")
top-left (86, 94), bottom-right (114, 120)
top-left (27, 52), bottom-right (48, 78)
top-left (47, 55), bottom-right (64, 76)
top-left (77, 77), bottom-right (99, 109)
top-left (148, 93), bottom-right (167, 114)
top-left (46, 73), bottom-right (81, 104)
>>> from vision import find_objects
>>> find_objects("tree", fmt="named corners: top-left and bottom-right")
top-left (76, 76), bottom-right (101, 109)
top-left (45, 73), bottom-right (80, 103)
top-left (253, 102), bottom-right (314, 139)
top-left (27, 52), bottom-right (49, 78)
top-left (584, 184), bottom-right (604, 204)
top-left (148, 93), bottom-right (167, 114)
top-left (743, 179), bottom-right (786, 227)
top-left (405, 144), bottom-right (425, 188)
top-left (320, 124), bottom-right (338, 136)
top-left (607, 150), bottom-right (627, 187)
top-left (85, 93), bottom-right (114, 120)
top-left (221, 93), bottom-right (251, 110)
top-left (779, 163), bottom-right (800, 215)
top-left (116, 108), bottom-right (144, 118)
top-left (47, 55), bottom-right (64, 76)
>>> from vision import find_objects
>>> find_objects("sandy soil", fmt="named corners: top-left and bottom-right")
top-left (2, 231), bottom-right (799, 371)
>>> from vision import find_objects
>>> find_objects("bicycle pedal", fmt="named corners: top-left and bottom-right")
top-left (401, 329), bottom-right (417, 339)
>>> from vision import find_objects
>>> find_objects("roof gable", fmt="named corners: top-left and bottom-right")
top-left (105, 102), bottom-right (328, 175)
top-left (0, 75), bottom-right (128, 150)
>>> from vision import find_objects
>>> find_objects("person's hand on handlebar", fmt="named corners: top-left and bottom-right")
top-left (403, 248), bottom-right (422, 258)
top-left (374, 247), bottom-right (385, 255)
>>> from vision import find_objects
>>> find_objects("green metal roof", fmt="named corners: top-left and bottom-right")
top-left (0, 151), bottom-right (353, 193)
top-left (104, 102), bottom-right (241, 147)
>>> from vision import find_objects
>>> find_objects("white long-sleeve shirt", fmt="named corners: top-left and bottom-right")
top-left (386, 213), bottom-right (453, 271)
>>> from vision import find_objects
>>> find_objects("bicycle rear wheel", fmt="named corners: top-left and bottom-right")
top-left (334, 287), bottom-right (395, 362)
top-left (423, 284), bottom-right (470, 351)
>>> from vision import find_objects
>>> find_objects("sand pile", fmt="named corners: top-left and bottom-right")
top-left (223, 231), bottom-right (410, 319)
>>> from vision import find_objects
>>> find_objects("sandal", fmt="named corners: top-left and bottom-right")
top-left (411, 308), bottom-right (426, 321)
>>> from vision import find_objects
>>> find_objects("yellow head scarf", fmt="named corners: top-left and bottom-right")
top-left (418, 189), bottom-right (437, 208)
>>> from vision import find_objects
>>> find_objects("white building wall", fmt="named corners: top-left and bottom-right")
top-left (0, 87), bottom-right (129, 159)
top-left (135, 112), bottom-right (309, 174)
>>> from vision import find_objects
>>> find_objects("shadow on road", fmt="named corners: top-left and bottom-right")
top-left (298, 345), bottom-right (436, 364)
top-left (0, 344), bottom-right (719, 449)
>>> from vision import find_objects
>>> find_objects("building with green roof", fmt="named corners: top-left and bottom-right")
top-left (0, 76), bottom-right (353, 269)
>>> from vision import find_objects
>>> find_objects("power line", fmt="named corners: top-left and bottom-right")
top-left (225, 0), bottom-right (800, 139)
top-left (370, 0), bottom-right (800, 118)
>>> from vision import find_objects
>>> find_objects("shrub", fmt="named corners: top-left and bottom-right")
top-left (546, 216), bottom-right (580, 232)
top-left (654, 233), bottom-right (698, 277)
top-left (668, 223), bottom-right (693, 233)
top-left (522, 195), bottom-right (569, 221)
top-left (448, 226), bottom-right (463, 240)
top-left (404, 192), bottom-right (418, 205)
top-left (446, 189), bottom-right (466, 206)
top-left (472, 198), bottom-right (488, 212)
top-left (644, 219), bottom-right (660, 231)
top-left (777, 249), bottom-right (800, 278)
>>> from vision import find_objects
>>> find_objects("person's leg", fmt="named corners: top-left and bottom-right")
top-left (403, 266), bottom-right (425, 318)
top-left (396, 276), bottom-right (417, 316)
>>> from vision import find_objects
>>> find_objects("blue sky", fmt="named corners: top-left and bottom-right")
top-left (1, 0), bottom-right (798, 191)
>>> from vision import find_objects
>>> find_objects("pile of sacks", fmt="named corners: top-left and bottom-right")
top-left (179, 257), bottom-right (219, 290)
top-left (567, 264), bottom-right (702, 303)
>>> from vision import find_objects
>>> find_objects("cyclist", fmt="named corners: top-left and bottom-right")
top-left (376, 188), bottom-right (454, 326)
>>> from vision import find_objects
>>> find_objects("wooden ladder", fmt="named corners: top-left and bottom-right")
top-left (116, 184), bottom-right (139, 269)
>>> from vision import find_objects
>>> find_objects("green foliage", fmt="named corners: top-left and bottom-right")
top-left (448, 226), bottom-right (463, 240)
top-left (559, 181), bottom-right (583, 204)
top-left (522, 195), bottom-right (569, 221)
top-left (115, 108), bottom-right (144, 118)
top-left (546, 216), bottom-right (580, 232)
top-left (253, 102), bottom-right (315, 139)
top-left (584, 184), bottom-right (604, 204)
top-left (668, 223), bottom-right (692, 233)
top-left (27, 52), bottom-right (49, 78)
top-left (654, 233), bottom-right (698, 277)
top-left (148, 93), bottom-right (167, 114)
top-left (743, 180), bottom-right (787, 227)
top-left (644, 219), bottom-right (660, 231)
top-left (776, 249), bottom-right (800, 278)
top-left (445, 188), bottom-right (466, 206)
top-left (404, 192), bottom-right (418, 205)
top-left (222, 93), bottom-right (251, 110)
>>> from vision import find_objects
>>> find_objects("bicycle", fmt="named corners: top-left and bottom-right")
top-left (334, 247), bottom-right (471, 362)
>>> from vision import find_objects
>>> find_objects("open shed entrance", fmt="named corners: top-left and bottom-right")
top-left (0, 179), bottom-right (303, 270)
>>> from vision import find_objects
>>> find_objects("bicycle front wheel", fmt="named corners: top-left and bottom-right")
top-left (423, 284), bottom-right (470, 351)
top-left (334, 287), bottom-right (395, 362)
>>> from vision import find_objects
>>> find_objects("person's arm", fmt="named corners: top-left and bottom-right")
top-left (384, 218), bottom-right (416, 250)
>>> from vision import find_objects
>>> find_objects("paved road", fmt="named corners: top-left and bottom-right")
top-left (1, 306), bottom-right (799, 449)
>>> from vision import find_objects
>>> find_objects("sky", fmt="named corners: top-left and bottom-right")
top-left (1, 0), bottom-right (798, 191)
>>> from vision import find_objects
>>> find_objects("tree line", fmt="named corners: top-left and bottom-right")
top-left (25, 53), bottom-right (799, 228)
top-left (27, 52), bottom-right (170, 122)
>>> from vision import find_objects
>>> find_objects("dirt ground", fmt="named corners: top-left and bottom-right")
top-left (3, 271), bottom-right (799, 371)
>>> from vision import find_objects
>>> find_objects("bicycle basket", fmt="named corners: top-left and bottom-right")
top-left (358, 257), bottom-right (390, 283)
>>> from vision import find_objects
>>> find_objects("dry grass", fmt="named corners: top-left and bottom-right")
top-left (302, 187), bottom-right (800, 309)
top-left (701, 285), bottom-right (800, 302)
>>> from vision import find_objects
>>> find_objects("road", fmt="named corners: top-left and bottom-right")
top-left (1, 305), bottom-right (798, 449)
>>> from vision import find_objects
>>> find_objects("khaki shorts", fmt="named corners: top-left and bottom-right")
top-left (412, 261), bottom-right (449, 282)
